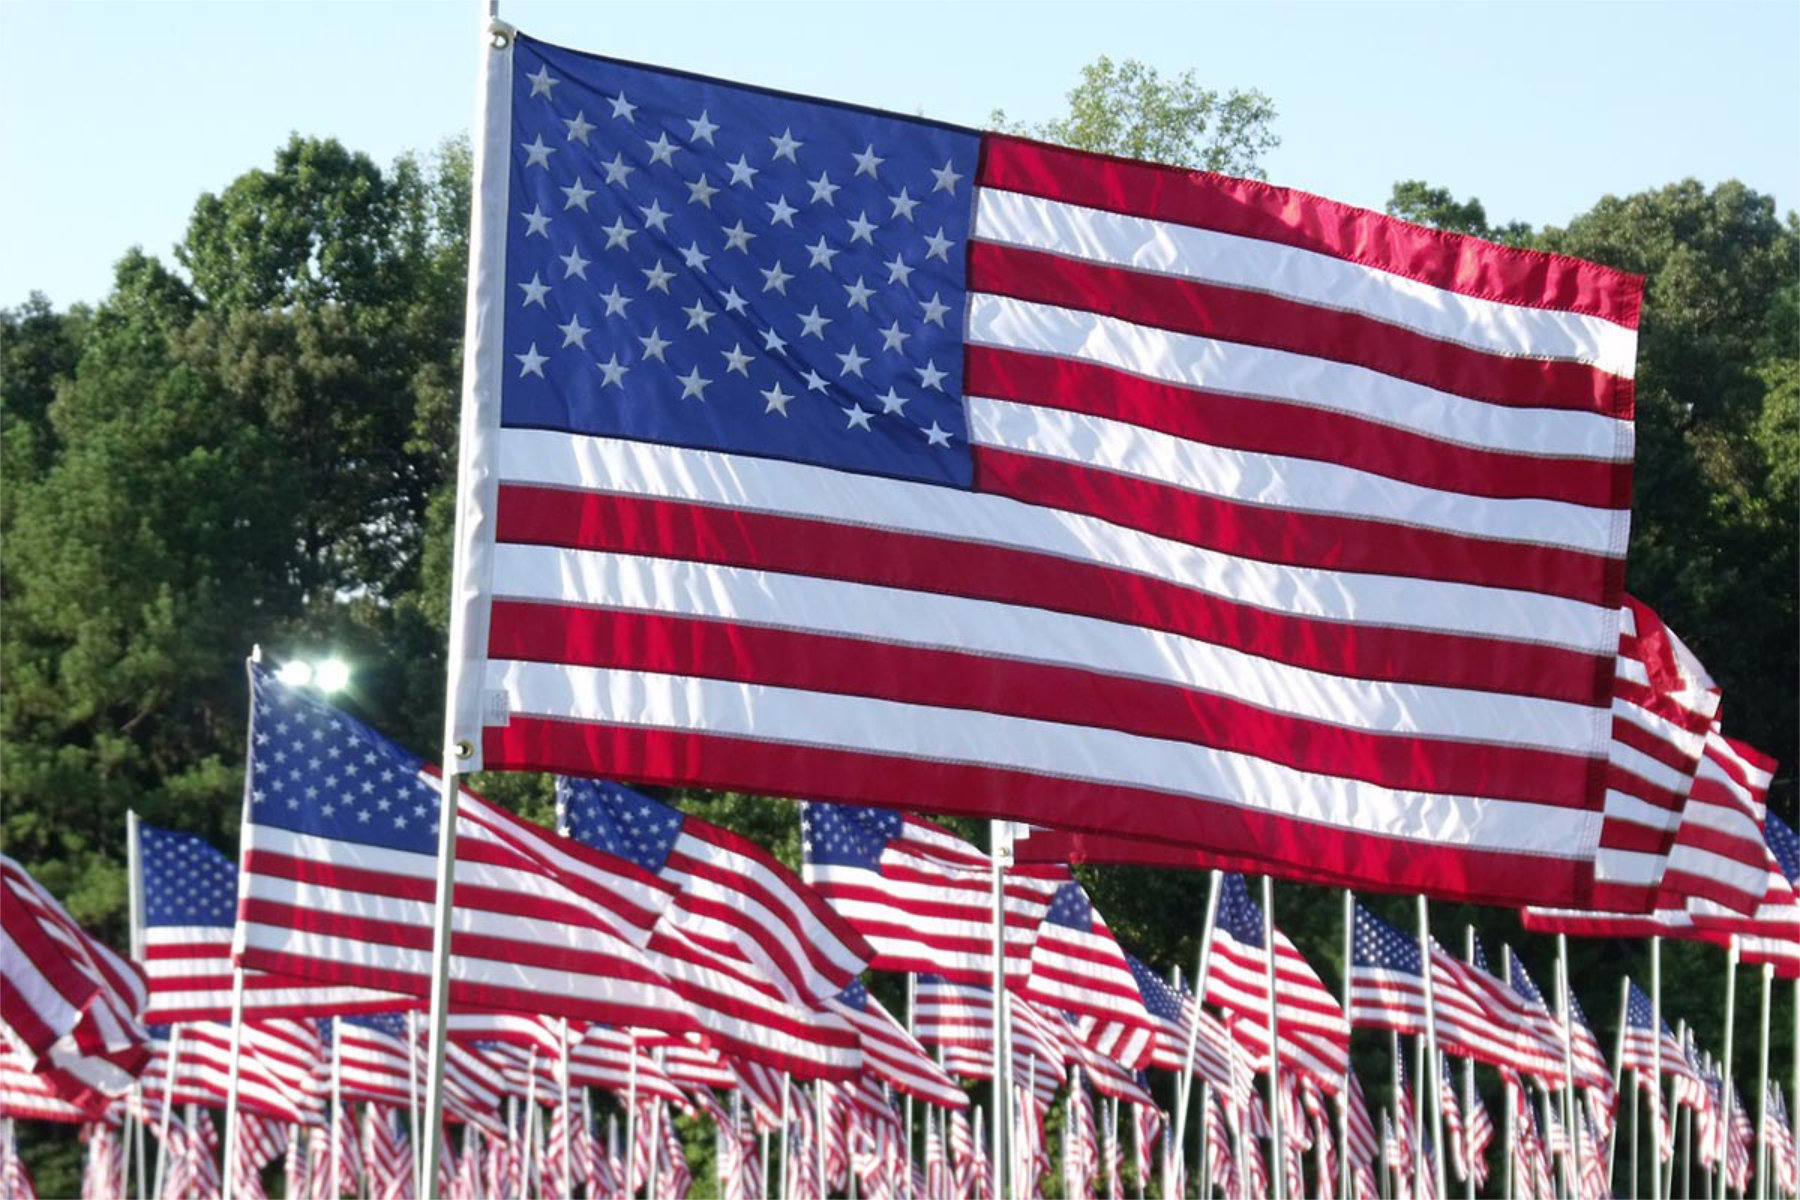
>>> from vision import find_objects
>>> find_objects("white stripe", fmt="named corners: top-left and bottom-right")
top-left (971, 396), bottom-right (1620, 553)
top-left (491, 659), bottom-right (1602, 859)
top-left (973, 187), bottom-right (1639, 378)
top-left (967, 294), bottom-right (1633, 463)
top-left (490, 542), bottom-right (1603, 756)
top-left (1599, 790), bottom-right (1685, 835)
top-left (497, 429), bottom-right (1618, 655)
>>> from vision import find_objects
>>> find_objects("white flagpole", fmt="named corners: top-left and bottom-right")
top-left (1655, 935), bottom-right (1666, 1200)
top-left (222, 648), bottom-right (263, 1200)
top-left (1755, 962), bottom-right (1772, 1200)
top-left (987, 819), bottom-right (1010, 1200)
top-left (1464, 925), bottom-right (1479, 1200)
top-left (1724, 937), bottom-right (1740, 1200)
top-left (1609, 976), bottom-right (1629, 1193)
top-left (560, 1020), bottom-right (573, 1200)
top-left (1171, 870), bottom-right (1224, 1192)
top-left (406, 1009), bottom-right (423, 1192)
top-left (1342, 890), bottom-right (1355, 1200)
top-left (1263, 876), bottom-right (1287, 1200)
top-left (152, 1023), bottom-right (183, 1200)
top-left (1556, 934), bottom-right (1580, 1200)
top-left (624, 1033), bottom-right (639, 1198)
top-left (815, 1081), bottom-right (828, 1200)
top-left (779, 1072), bottom-right (791, 1200)
top-left (331, 1034), bottom-right (343, 1200)
top-left (904, 972), bottom-right (916, 1200)
top-left (1417, 895), bottom-right (1447, 1200)
top-left (523, 1047), bottom-right (541, 1198)
top-left (1791, 977), bottom-right (1798, 1200)
top-left (1632, 1065), bottom-right (1642, 1200)
top-left (125, 809), bottom-right (148, 1200)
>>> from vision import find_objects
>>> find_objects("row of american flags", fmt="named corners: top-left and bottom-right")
top-left (1, 650), bottom-right (1794, 1198)
top-left (5, 17), bottom-right (1800, 1200)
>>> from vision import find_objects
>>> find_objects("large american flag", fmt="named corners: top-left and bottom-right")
top-left (445, 30), bottom-right (1644, 911)
top-left (799, 800), bottom-right (1061, 986)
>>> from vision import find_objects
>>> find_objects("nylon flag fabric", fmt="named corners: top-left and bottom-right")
top-left (444, 27), bottom-right (1644, 910)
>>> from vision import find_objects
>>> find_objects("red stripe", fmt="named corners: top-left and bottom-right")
top-left (495, 484), bottom-right (1609, 704)
top-left (966, 343), bottom-right (1623, 510)
top-left (970, 243), bottom-right (1629, 423)
top-left (979, 446), bottom-right (1622, 604)
top-left (487, 601), bottom-right (1594, 805)
top-left (979, 135), bottom-right (1644, 329)
top-left (482, 717), bottom-right (1600, 910)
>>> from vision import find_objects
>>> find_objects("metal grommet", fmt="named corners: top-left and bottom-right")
top-left (454, 739), bottom-right (475, 760)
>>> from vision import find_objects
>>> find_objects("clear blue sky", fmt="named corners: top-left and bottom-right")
top-left (3, 1), bottom-right (1796, 310)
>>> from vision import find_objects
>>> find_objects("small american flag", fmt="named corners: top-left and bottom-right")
top-left (1021, 880), bottom-right (1155, 1068)
top-left (823, 980), bottom-right (965, 1110)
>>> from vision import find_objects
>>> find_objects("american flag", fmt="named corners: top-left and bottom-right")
top-left (1204, 1089), bottom-right (1235, 1197)
top-left (555, 777), bottom-right (866, 1077)
top-left (1204, 875), bottom-right (1348, 1089)
top-left (1119, 953), bottom-right (1243, 1105)
top-left (822, 981), bottom-right (965, 1110)
top-left (363, 1106), bottom-right (412, 1200)
top-left (1132, 1102), bottom-right (1162, 1191)
top-left (1620, 980), bottom-right (1694, 1155)
top-left (949, 1106), bottom-right (978, 1199)
top-left (80, 1120), bottom-right (124, 1200)
top-left (924, 1106), bottom-right (950, 1198)
top-left (1766, 1082), bottom-right (1798, 1196)
top-left (0, 855), bottom-right (148, 1107)
top-left (1350, 905), bottom-right (1564, 1082)
top-left (143, 1020), bottom-right (325, 1126)
top-left (1065, 1071), bottom-right (1099, 1199)
top-left (0, 1040), bottom-right (105, 1122)
top-left (799, 801), bottom-right (1060, 986)
top-left (233, 663), bottom-right (698, 1035)
top-left (162, 1108), bottom-right (224, 1200)
top-left (1504, 953), bottom-right (1612, 1101)
top-left (136, 824), bottom-right (407, 1025)
top-left (332, 1013), bottom-right (415, 1108)
top-left (448, 30), bottom-right (1643, 912)
top-left (1020, 880), bottom-right (1154, 1068)
top-left (1, 1122), bottom-right (35, 1200)
top-left (1694, 811), bottom-right (1800, 976)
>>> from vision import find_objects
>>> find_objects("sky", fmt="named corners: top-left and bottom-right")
top-left (2, 1), bottom-right (1796, 310)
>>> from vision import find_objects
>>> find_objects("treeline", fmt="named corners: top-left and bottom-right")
top-left (1, 60), bottom-right (1794, 1196)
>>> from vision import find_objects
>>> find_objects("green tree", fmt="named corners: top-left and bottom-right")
top-left (1385, 178), bottom-right (1532, 244)
top-left (992, 55), bottom-right (1279, 176)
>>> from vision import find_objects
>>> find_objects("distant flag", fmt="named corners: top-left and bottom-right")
top-left (822, 981), bottom-right (965, 1109)
top-left (1020, 880), bottom-right (1155, 1067)
top-left (444, 27), bottom-right (1644, 912)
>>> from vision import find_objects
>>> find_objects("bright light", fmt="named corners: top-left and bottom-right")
top-left (276, 660), bottom-right (313, 688)
top-left (315, 659), bottom-right (351, 694)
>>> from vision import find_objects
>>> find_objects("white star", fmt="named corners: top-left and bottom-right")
top-left (726, 154), bottom-right (760, 187)
top-left (645, 132), bottom-right (680, 166)
top-left (599, 285), bottom-right (631, 317)
top-left (931, 159), bottom-right (964, 194)
top-left (521, 135), bottom-right (555, 169)
top-left (877, 386), bottom-right (909, 414)
top-left (851, 144), bottom-right (884, 178)
top-left (843, 404), bottom-right (874, 431)
top-left (720, 287), bottom-right (749, 315)
top-left (639, 199), bottom-right (671, 232)
top-left (923, 227), bottom-right (954, 262)
top-left (722, 220), bottom-right (756, 252)
top-left (560, 177), bottom-right (595, 211)
top-left (686, 174), bottom-right (719, 207)
top-left (515, 343), bottom-right (548, 378)
top-left (517, 273), bottom-right (550, 307)
top-left (677, 366), bottom-right (713, 399)
top-left (761, 326), bottom-right (789, 354)
top-left (885, 254), bottom-right (914, 286)
top-left (879, 320), bottom-right (911, 353)
top-left (889, 187), bottom-right (919, 221)
top-left (846, 211), bottom-right (877, 244)
top-left (917, 359), bottom-right (947, 390)
top-left (559, 246), bottom-right (591, 279)
top-left (679, 240), bottom-right (711, 271)
top-left (609, 92), bottom-right (638, 121)
top-left (557, 315), bottom-right (591, 349)
top-left (521, 205), bottom-right (551, 237)
top-left (843, 277), bottom-right (874, 310)
top-left (563, 110), bottom-right (595, 144)
top-left (760, 261), bottom-right (793, 294)
top-left (721, 344), bottom-right (755, 376)
top-left (761, 381), bottom-right (793, 415)
top-left (765, 195), bottom-right (797, 227)
top-left (769, 127), bottom-right (803, 162)
top-left (526, 65), bottom-right (558, 98)
top-left (920, 292), bottom-right (950, 327)
top-left (804, 236), bottom-right (840, 270)
top-left (808, 172), bottom-right (840, 205)
top-left (639, 328), bottom-right (670, 361)
top-left (836, 344), bottom-right (869, 377)
top-left (798, 306), bottom-right (832, 339)
top-left (801, 368), bottom-right (830, 392)
top-left (602, 216), bottom-right (636, 250)
top-left (687, 110), bottom-right (719, 144)
top-left (601, 153), bottom-right (634, 186)
top-left (682, 298), bottom-right (716, 332)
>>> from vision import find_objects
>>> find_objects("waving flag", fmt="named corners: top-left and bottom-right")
top-left (823, 981), bottom-right (966, 1109)
top-left (1504, 953), bottom-right (1611, 1099)
top-left (1694, 811), bottom-right (1800, 975)
top-left (1020, 880), bottom-right (1155, 1066)
top-left (444, 28), bottom-right (1644, 911)
top-left (799, 801), bottom-right (1060, 985)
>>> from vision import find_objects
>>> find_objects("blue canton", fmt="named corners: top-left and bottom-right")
top-left (800, 801), bottom-right (902, 869)
top-left (246, 666), bottom-right (443, 854)
top-left (1507, 956), bottom-right (1548, 1008)
top-left (1352, 904), bottom-right (1421, 975)
top-left (1045, 881), bottom-right (1094, 931)
top-left (554, 775), bottom-right (684, 873)
top-left (140, 825), bottom-right (237, 927)
top-left (504, 35), bottom-right (981, 488)
top-left (835, 981), bottom-right (872, 1012)
top-left (1767, 812), bottom-right (1798, 884)
top-left (1625, 981), bottom-right (1670, 1034)
top-left (345, 1012), bottom-right (413, 1040)
top-left (1125, 954), bottom-right (1184, 1023)
top-left (1214, 874), bottom-right (1266, 948)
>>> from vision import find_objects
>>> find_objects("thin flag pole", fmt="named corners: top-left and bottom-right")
top-left (987, 818), bottom-right (1010, 1200)
top-left (125, 809), bottom-right (148, 1200)
top-left (1791, 978), bottom-right (1798, 1200)
top-left (331, 1033), bottom-right (343, 1200)
top-left (221, 648), bottom-right (263, 1200)
top-left (1724, 937), bottom-right (1740, 1200)
top-left (1417, 895), bottom-right (1448, 1200)
top-left (561, 1018), bottom-right (574, 1200)
top-left (644, 1073), bottom-right (661, 1200)
top-left (1197, 1078), bottom-right (1211, 1199)
top-left (1263, 875), bottom-right (1287, 1200)
top-left (1755, 962), bottom-right (1772, 1200)
top-left (1342, 890), bottom-right (1354, 1200)
top-left (779, 1071), bottom-right (791, 1200)
top-left (152, 1023), bottom-right (182, 1200)
top-left (1632, 1063), bottom-right (1641, 1200)
top-left (815, 1081), bottom-right (828, 1200)
top-left (1502, 943), bottom-right (1516, 1200)
top-left (624, 1031), bottom-right (638, 1198)
top-left (1556, 933), bottom-right (1580, 1200)
top-left (904, 972), bottom-right (916, 1200)
top-left (406, 1009), bottom-right (423, 1190)
top-left (1665, 1066), bottom-right (1680, 1200)
top-left (1171, 870), bottom-right (1224, 1191)
top-left (1609, 976), bottom-right (1629, 1192)
top-left (1656, 935), bottom-right (1666, 1200)
top-left (1464, 924), bottom-right (1479, 1200)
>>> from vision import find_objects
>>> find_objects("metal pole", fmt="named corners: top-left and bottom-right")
top-left (1198, 1080), bottom-right (1212, 1200)
top-left (1724, 938), bottom-right (1740, 1200)
top-left (561, 1019), bottom-right (573, 1200)
top-left (1417, 895), bottom-right (1447, 1200)
top-left (624, 1033), bottom-right (639, 1198)
top-left (153, 1023), bottom-right (183, 1200)
top-left (1632, 1069), bottom-right (1641, 1200)
top-left (222, 650), bottom-right (263, 1200)
top-left (1172, 871), bottom-right (1224, 1192)
top-left (1609, 976), bottom-right (1630, 1193)
top-left (1655, 936), bottom-right (1666, 1200)
top-left (815, 1082), bottom-right (828, 1200)
top-left (1343, 890), bottom-right (1355, 1200)
top-left (1464, 924), bottom-right (1478, 1200)
top-left (779, 1073), bottom-right (791, 1200)
top-left (407, 1009), bottom-right (423, 1191)
top-left (126, 809), bottom-right (149, 1200)
top-left (1755, 962), bottom-right (1772, 1200)
top-left (1502, 944), bottom-right (1517, 1200)
top-left (1556, 934), bottom-right (1580, 1200)
top-left (1264, 876), bottom-right (1287, 1200)
top-left (905, 972), bottom-right (916, 1200)
top-left (332, 1035), bottom-right (343, 1200)
top-left (988, 819), bottom-right (1010, 1200)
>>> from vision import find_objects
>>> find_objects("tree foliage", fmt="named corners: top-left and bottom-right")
top-left (1386, 178), bottom-right (1533, 244)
